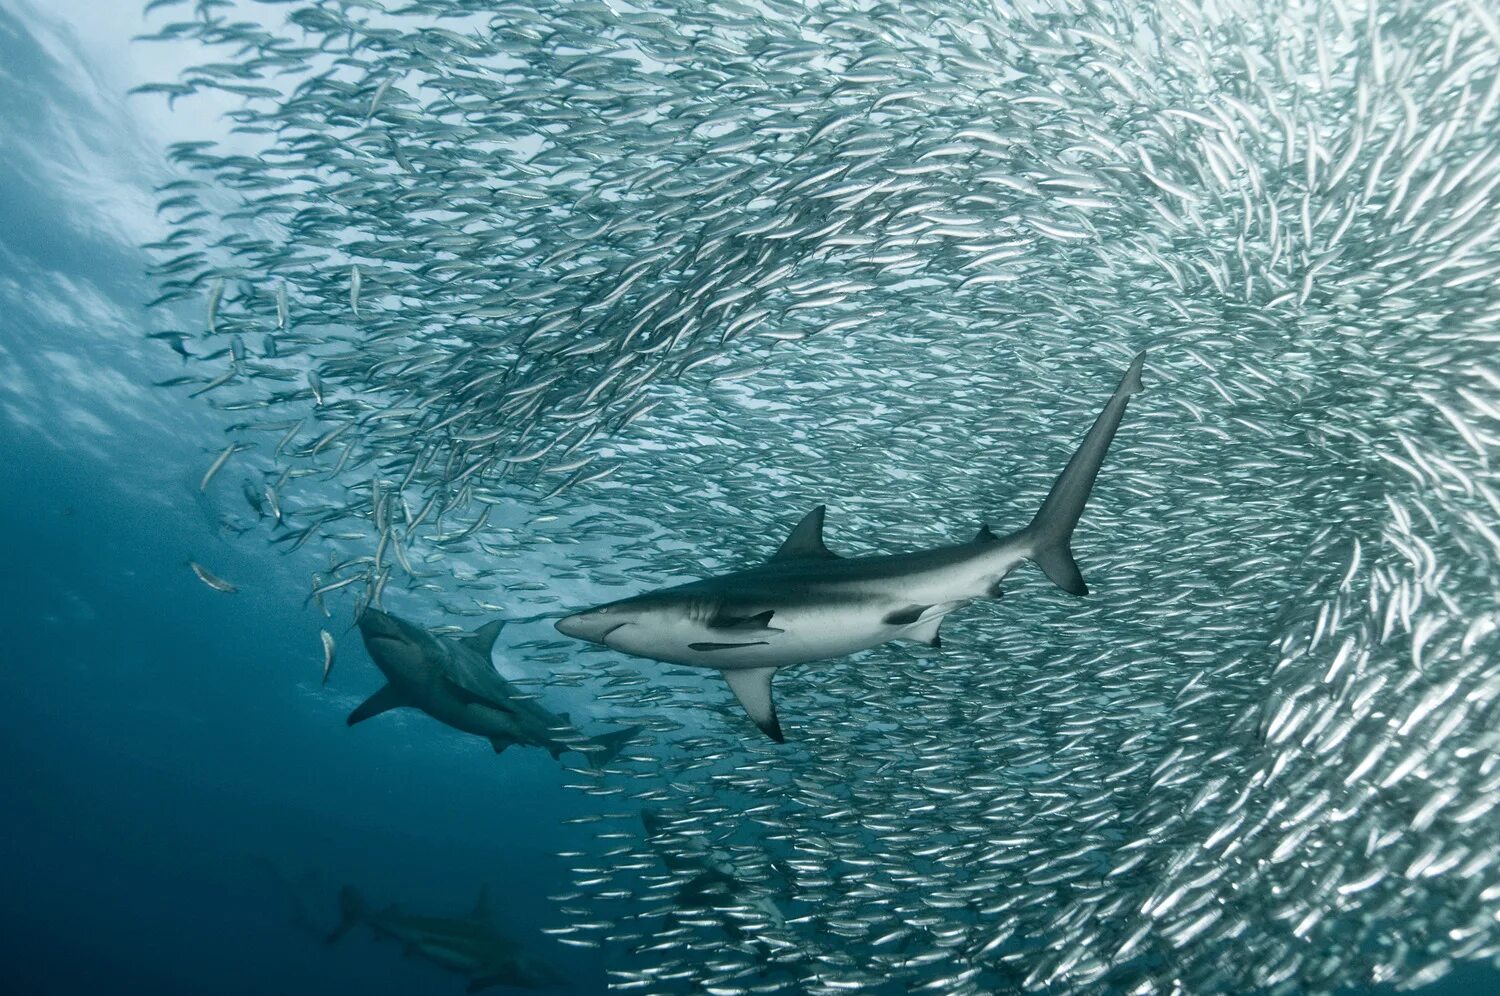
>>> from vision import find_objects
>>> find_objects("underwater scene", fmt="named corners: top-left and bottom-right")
top-left (4, 0), bottom-right (1500, 993)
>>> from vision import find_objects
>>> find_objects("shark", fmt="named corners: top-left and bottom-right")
top-left (350, 608), bottom-right (639, 767)
top-left (641, 808), bottom-right (788, 940)
top-left (326, 885), bottom-right (564, 992)
top-left (555, 351), bottom-right (1147, 742)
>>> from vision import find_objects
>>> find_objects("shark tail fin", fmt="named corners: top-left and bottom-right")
top-left (584, 725), bottom-right (641, 769)
top-left (1023, 351), bottom-right (1145, 598)
top-left (325, 886), bottom-right (367, 944)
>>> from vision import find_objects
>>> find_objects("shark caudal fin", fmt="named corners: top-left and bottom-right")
top-left (583, 725), bottom-right (642, 769)
top-left (1023, 351), bottom-right (1145, 597)
top-left (325, 886), bottom-right (368, 944)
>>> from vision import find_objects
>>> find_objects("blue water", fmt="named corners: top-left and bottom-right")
top-left (1, 3), bottom-right (1497, 994)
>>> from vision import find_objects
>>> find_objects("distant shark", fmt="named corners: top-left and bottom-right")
top-left (351, 609), bottom-right (639, 766)
top-left (641, 808), bottom-right (788, 939)
top-left (327, 885), bottom-right (563, 992)
top-left (556, 352), bottom-right (1147, 741)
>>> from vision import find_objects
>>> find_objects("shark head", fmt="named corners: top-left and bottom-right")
top-left (554, 594), bottom-right (671, 646)
top-left (357, 609), bottom-right (444, 684)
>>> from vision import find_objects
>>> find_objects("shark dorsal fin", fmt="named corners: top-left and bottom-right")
top-left (974, 523), bottom-right (997, 543)
top-left (470, 885), bottom-right (493, 921)
top-left (459, 620), bottom-right (505, 658)
top-left (769, 505), bottom-right (837, 562)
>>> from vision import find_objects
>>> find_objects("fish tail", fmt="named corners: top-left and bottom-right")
top-left (1022, 351), bottom-right (1146, 597)
top-left (585, 725), bottom-right (642, 768)
top-left (325, 886), bottom-right (367, 944)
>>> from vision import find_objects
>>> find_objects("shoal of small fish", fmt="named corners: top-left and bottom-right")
top-left (144, 0), bottom-right (1500, 992)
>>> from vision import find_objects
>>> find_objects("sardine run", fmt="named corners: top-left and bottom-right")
top-left (137, 0), bottom-right (1500, 992)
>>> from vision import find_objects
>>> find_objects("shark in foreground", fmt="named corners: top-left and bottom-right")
top-left (556, 352), bottom-right (1148, 741)
top-left (327, 885), bottom-right (564, 992)
top-left (351, 609), bottom-right (639, 766)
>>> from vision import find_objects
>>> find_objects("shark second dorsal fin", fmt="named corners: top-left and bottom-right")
top-left (722, 667), bottom-right (784, 742)
top-left (459, 620), bottom-right (505, 659)
top-left (974, 523), bottom-right (998, 543)
top-left (769, 505), bottom-right (838, 562)
top-left (470, 885), bottom-right (493, 921)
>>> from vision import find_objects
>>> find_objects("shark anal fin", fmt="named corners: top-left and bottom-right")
top-left (347, 684), bottom-right (404, 726)
top-left (691, 641), bottom-right (771, 651)
top-left (769, 505), bottom-right (839, 562)
top-left (489, 736), bottom-right (512, 755)
top-left (710, 609), bottom-right (781, 633)
top-left (722, 667), bottom-right (784, 742)
top-left (974, 523), bottom-right (998, 543)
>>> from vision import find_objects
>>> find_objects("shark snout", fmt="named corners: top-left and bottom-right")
top-left (554, 608), bottom-right (625, 644)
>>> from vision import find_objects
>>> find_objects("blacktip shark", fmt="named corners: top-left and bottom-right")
top-left (556, 351), bottom-right (1147, 742)
top-left (327, 885), bottom-right (563, 992)
top-left (351, 608), bottom-right (639, 767)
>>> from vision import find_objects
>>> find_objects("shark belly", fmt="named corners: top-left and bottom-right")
top-left (415, 682), bottom-right (532, 743)
top-left (604, 597), bottom-right (921, 670)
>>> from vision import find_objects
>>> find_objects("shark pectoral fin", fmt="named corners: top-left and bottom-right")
top-left (709, 609), bottom-right (782, 633)
top-left (902, 615), bottom-right (944, 647)
top-left (768, 505), bottom-right (840, 562)
top-left (347, 684), bottom-right (404, 726)
top-left (690, 641), bottom-right (771, 651)
top-left (459, 619), bottom-right (505, 658)
top-left (722, 667), bottom-right (784, 742)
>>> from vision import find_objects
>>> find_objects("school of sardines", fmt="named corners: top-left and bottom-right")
top-left (140, 0), bottom-right (1500, 992)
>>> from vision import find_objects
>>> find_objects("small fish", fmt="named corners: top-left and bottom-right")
top-left (319, 629), bottom-right (336, 685)
top-left (206, 277), bottom-right (223, 333)
top-left (200, 442), bottom-right (248, 492)
top-left (188, 561), bottom-right (237, 594)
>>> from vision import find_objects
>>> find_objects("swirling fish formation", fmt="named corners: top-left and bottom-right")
top-left (141, 0), bottom-right (1500, 992)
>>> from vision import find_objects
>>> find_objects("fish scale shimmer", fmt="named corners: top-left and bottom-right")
top-left (141, 0), bottom-right (1500, 992)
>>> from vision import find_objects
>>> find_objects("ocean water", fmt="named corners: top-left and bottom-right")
top-left (3, 1), bottom-right (1500, 994)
